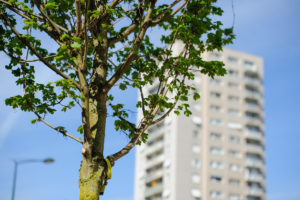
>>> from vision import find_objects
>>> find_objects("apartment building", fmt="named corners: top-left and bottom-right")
top-left (134, 45), bottom-right (265, 200)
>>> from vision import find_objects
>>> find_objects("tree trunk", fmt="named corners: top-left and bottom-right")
top-left (79, 92), bottom-right (108, 200)
top-left (79, 157), bottom-right (105, 200)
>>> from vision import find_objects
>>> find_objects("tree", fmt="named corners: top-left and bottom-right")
top-left (0, 0), bottom-right (234, 199)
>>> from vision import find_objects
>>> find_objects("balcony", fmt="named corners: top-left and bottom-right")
top-left (245, 103), bottom-right (261, 113)
top-left (245, 173), bottom-right (265, 182)
top-left (246, 144), bottom-right (265, 155)
top-left (244, 61), bottom-right (258, 73)
top-left (247, 188), bottom-right (265, 196)
top-left (146, 142), bottom-right (164, 156)
top-left (146, 154), bottom-right (165, 169)
top-left (245, 159), bottom-right (264, 169)
top-left (245, 131), bottom-right (264, 141)
top-left (245, 116), bottom-right (263, 126)
top-left (145, 183), bottom-right (163, 197)
top-left (145, 170), bottom-right (164, 183)
top-left (245, 90), bottom-right (261, 100)
top-left (244, 77), bottom-right (261, 88)
top-left (148, 129), bottom-right (164, 142)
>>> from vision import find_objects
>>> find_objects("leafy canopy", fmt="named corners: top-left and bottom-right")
top-left (0, 0), bottom-right (234, 151)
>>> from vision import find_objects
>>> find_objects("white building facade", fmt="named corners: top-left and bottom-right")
top-left (134, 47), bottom-right (266, 200)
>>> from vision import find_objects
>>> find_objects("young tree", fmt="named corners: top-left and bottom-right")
top-left (0, 0), bottom-right (234, 199)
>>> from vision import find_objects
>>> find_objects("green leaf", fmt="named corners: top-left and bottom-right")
top-left (77, 125), bottom-right (83, 134)
top-left (193, 93), bottom-right (200, 100)
top-left (30, 119), bottom-right (37, 124)
top-left (71, 42), bottom-right (81, 50)
top-left (60, 34), bottom-right (70, 41)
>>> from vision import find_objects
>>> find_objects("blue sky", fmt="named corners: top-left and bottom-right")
top-left (1, 0), bottom-right (300, 200)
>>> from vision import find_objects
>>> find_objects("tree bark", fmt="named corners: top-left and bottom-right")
top-left (79, 157), bottom-right (105, 200)
top-left (78, 93), bottom-right (108, 200)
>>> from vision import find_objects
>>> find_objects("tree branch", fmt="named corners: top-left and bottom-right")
top-left (107, 101), bottom-right (137, 131)
top-left (151, 75), bottom-right (186, 124)
top-left (107, 39), bottom-right (190, 164)
top-left (0, 0), bottom-right (43, 19)
top-left (108, 0), bottom-right (145, 46)
top-left (3, 49), bottom-right (57, 63)
top-left (1, 15), bottom-right (81, 90)
top-left (109, 0), bottom-right (124, 8)
top-left (105, 0), bottom-right (156, 92)
top-left (138, 74), bottom-right (146, 116)
top-left (82, 0), bottom-right (90, 69)
top-left (152, 0), bottom-right (181, 21)
top-left (107, 81), bottom-right (170, 165)
top-left (34, 1), bottom-right (68, 34)
top-left (33, 111), bottom-right (83, 144)
top-left (0, 1), bottom-right (63, 45)
top-left (75, 0), bottom-right (82, 36)
top-left (150, 0), bottom-right (189, 26)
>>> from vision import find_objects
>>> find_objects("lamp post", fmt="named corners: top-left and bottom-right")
top-left (11, 158), bottom-right (54, 200)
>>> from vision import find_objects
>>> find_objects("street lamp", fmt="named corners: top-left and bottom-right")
top-left (11, 158), bottom-right (54, 200)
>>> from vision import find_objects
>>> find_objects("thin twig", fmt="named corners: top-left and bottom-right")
top-left (34, 111), bottom-right (83, 144)
top-left (3, 50), bottom-right (57, 62)
top-left (107, 100), bottom-right (137, 131)
top-left (105, 0), bottom-right (155, 91)
top-left (0, 0), bottom-right (43, 19)
top-left (1, 15), bottom-right (81, 90)
top-left (82, 0), bottom-right (90, 69)
top-left (150, 0), bottom-right (189, 26)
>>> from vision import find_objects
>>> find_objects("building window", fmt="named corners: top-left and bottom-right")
top-left (210, 52), bottom-right (221, 59)
top-left (228, 69), bottom-right (238, 76)
top-left (210, 119), bottom-right (223, 126)
top-left (162, 190), bottom-right (170, 198)
top-left (247, 197), bottom-right (261, 200)
top-left (192, 174), bottom-right (201, 183)
top-left (191, 189), bottom-right (201, 198)
top-left (191, 159), bottom-right (201, 168)
top-left (210, 161), bottom-right (224, 169)
top-left (229, 135), bottom-right (240, 144)
top-left (228, 150), bottom-right (241, 158)
top-left (210, 176), bottom-right (222, 183)
top-left (228, 122), bottom-right (242, 130)
top-left (192, 116), bottom-right (202, 126)
top-left (210, 79), bottom-right (221, 85)
top-left (210, 91), bottom-right (221, 98)
top-left (228, 108), bottom-right (239, 116)
top-left (193, 130), bottom-right (200, 138)
top-left (244, 60), bottom-right (256, 70)
top-left (228, 56), bottom-right (238, 62)
top-left (210, 191), bottom-right (223, 199)
top-left (193, 103), bottom-right (201, 111)
top-left (228, 82), bottom-right (239, 89)
top-left (210, 147), bottom-right (222, 155)
top-left (229, 179), bottom-right (240, 186)
top-left (229, 194), bottom-right (241, 200)
top-left (210, 105), bottom-right (221, 112)
top-left (210, 132), bottom-right (222, 140)
top-left (149, 85), bottom-right (159, 94)
top-left (229, 164), bottom-right (242, 172)
top-left (192, 145), bottom-right (201, 153)
top-left (228, 95), bottom-right (239, 102)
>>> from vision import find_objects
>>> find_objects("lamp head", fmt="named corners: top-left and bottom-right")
top-left (43, 158), bottom-right (54, 164)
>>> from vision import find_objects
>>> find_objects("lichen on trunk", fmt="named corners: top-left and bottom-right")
top-left (79, 157), bottom-right (106, 200)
